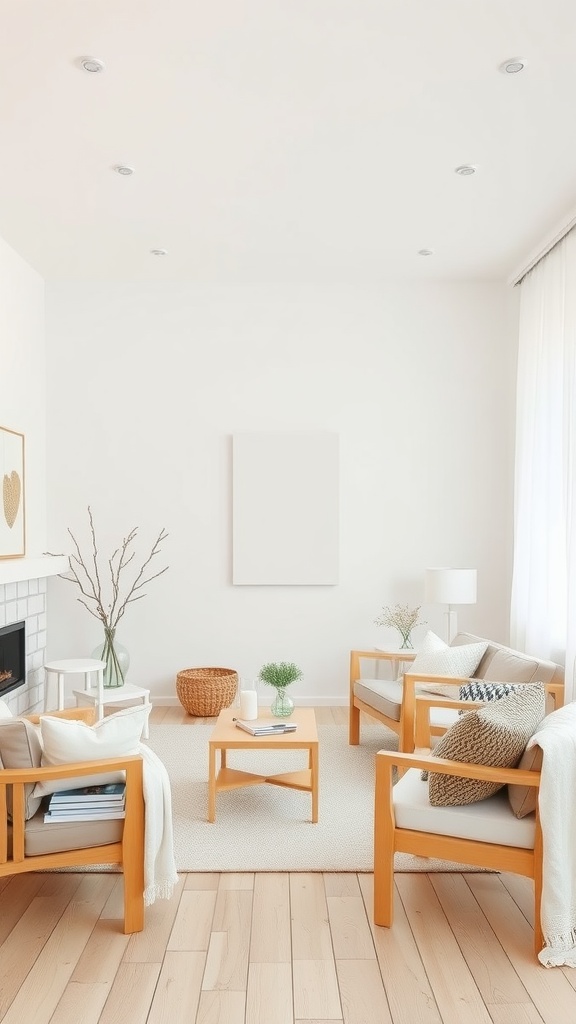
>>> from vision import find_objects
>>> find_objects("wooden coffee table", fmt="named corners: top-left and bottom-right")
top-left (207, 707), bottom-right (319, 823)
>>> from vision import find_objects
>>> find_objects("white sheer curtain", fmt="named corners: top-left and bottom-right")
top-left (511, 227), bottom-right (576, 701)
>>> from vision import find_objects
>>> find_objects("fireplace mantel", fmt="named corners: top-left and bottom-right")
top-left (0, 555), bottom-right (69, 586)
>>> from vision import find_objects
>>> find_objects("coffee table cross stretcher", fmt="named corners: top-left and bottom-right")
top-left (207, 707), bottom-right (319, 823)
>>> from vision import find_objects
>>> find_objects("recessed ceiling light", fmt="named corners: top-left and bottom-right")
top-left (418, 249), bottom-right (434, 256)
top-left (150, 249), bottom-right (168, 256)
top-left (78, 56), bottom-right (106, 74)
top-left (114, 165), bottom-right (135, 176)
top-left (455, 164), bottom-right (477, 176)
top-left (499, 57), bottom-right (527, 74)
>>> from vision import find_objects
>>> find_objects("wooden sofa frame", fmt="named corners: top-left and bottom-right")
top-left (0, 708), bottom-right (145, 934)
top-left (349, 649), bottom-right (565, 754)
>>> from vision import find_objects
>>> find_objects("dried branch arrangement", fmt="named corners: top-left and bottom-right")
top-left (50, 506), bottom-right (169, 632)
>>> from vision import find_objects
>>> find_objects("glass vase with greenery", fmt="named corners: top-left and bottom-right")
top-left (258, 661), bottom-right (303, 718)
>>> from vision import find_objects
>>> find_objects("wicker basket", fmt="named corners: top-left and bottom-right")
top-left (176, 667), bottom-right (238, 717)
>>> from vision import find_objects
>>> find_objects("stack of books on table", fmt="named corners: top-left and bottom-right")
top-left (234, 719), bottom-right (298, 736)
top-left (43, 783), bottom-right (126, 823)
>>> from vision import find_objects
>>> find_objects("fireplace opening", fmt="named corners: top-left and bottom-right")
top-left (0, 621), bottom-right (25, 697)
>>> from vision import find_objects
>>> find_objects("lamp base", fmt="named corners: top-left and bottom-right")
top-left (445, 608), bottom-right (458, 644)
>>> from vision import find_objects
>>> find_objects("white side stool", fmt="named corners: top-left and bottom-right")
top-left (44, 658), bottom-right (106, 715)
top-left (72, 682), bottom-right (152, 740)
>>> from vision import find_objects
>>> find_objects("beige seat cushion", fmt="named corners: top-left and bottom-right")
top-left (19, 806), bottom-right (123, 857)
top-left (354, 679), bottom-right (403, 722)
top-left (394, 768), bottom-right (536, 849)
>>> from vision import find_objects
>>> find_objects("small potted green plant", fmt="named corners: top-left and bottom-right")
top-left (258, 661), bottom-right (303, 718)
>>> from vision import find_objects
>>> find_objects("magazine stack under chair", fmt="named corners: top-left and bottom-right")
top-left (44, 782), bottom-right (126, 822)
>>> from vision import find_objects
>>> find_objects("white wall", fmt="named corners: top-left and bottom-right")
top-left (0, 236), bottom-right (46, 555)
top-left (45, 282), bottom-right (518, 703)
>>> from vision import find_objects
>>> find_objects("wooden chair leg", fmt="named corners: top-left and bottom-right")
top-left (349, 701), bottom-right (360, 745)
top-left (373, 755), bottom-right (395, 926)
top-left (122, 764), bottom-right (145, 934)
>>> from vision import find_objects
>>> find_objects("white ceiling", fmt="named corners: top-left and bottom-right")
top-left (1, 0), bottom-right (575, 283)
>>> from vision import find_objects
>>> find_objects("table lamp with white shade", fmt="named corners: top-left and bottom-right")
top-left (424, 567), bottom-right (477, 642)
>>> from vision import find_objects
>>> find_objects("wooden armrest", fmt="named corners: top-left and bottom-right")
top-left (415, 694), bottom-right (486, 711)
top-left (375, 748), bottom-right (541, 787)
top-left (1, 753), bottom-right (143, 786)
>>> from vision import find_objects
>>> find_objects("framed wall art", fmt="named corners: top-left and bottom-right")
top-left (0, 426), bottom-right (25, 558)
top-left (232, 430), bottom-right (339, 585)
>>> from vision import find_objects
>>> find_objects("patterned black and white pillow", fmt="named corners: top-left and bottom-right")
top-left (459, 680), bottom-right (523, 702)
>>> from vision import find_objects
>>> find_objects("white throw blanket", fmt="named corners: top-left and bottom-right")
top-left (526, 702), bottom-right (576, 967)
top-left (138, 742), bottom-right (179, 905)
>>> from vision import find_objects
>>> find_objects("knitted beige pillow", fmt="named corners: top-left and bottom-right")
top-left (427, 684), bottom-right (546, 807)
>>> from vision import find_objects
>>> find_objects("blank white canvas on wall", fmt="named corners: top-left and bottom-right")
top-left (232, 431), bottom-right (339, 585)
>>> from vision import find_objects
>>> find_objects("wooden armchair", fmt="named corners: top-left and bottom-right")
top-left (350, 641), bottom-right (565, 754)
top-left (0, 708), bottom-right (145, 934)
top-left (373, 746), bottom-right (543, 954)
top-left (349, 648), bottom-right (469, 752)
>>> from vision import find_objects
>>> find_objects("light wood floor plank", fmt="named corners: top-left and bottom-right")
top-left (167, 889), bottom-right (217, 951)
top-left (97, 963), bottom-right (162, 1024)
top-left (324, 874), bottom-right (361, 897)
top-left (219, 873), bottom-right (255, 891)
top-left (327, 896), bottom-right (376, 960)
top-left (499, 872), bottom-right (535, 925)
top-left (0, 874), bottom-right (117, 1024)
top-left (466, 874), bottom-right (576, 1024)
top-left (0, 872), bottom-right (47, 944)
top-left (185, 873), bottom-right (220, 890)
top-left (123, 874), bottom-right (185, 963)
top-left (246, 962), bottom-right (293, 1024)
top-left (395, 873), bottom-right (494, 1024)
top-left (486, 1004), bottom-right (545, 1024)
top-left (358, 873), bottom-right (443, 1024)
top-left (249, 872), bottom-right (292, 963)
top-left (292, 959), bottom-right (342, 1020)
top-left (48, 982), bottom-right (115, 1024)
top-left (290, 873), bottom-right (333, 960)
top-left (336, 959), bottom-right (393, 1024)
top-left (147, 950), bottom-right (206, 1024)
top-left (196, 990), bottom-right (247, 1024)
top-left (429, 873), bottom-right (531, 1003)
top-left (202, 889), bottom-right (252, 990)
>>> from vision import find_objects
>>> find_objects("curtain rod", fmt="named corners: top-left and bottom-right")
top-left (508, 206), bottom-right (576, 287)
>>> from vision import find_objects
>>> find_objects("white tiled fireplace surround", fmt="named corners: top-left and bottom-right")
top-left (0, 556), bottom-right (69, 715)
top-left (0, 580), bottom-right (47, 714)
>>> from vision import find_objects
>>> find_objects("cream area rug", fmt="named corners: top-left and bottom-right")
top-left (143, 722), bottom-right (485, 873)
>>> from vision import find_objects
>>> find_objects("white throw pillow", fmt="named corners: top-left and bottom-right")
top-left (33, 704), bottom-right (150, 797)
top-left (408, 631), bottom-right (488, 685)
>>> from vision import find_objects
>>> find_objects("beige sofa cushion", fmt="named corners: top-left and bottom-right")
top-left (451, 632), bottom-right (563, 687)
top-left (508, 743), bottom-right (543, 818)
top-left (427, 684), bottom-right (546, 806)
top-left (0, 717), bottom-right (43, 819)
